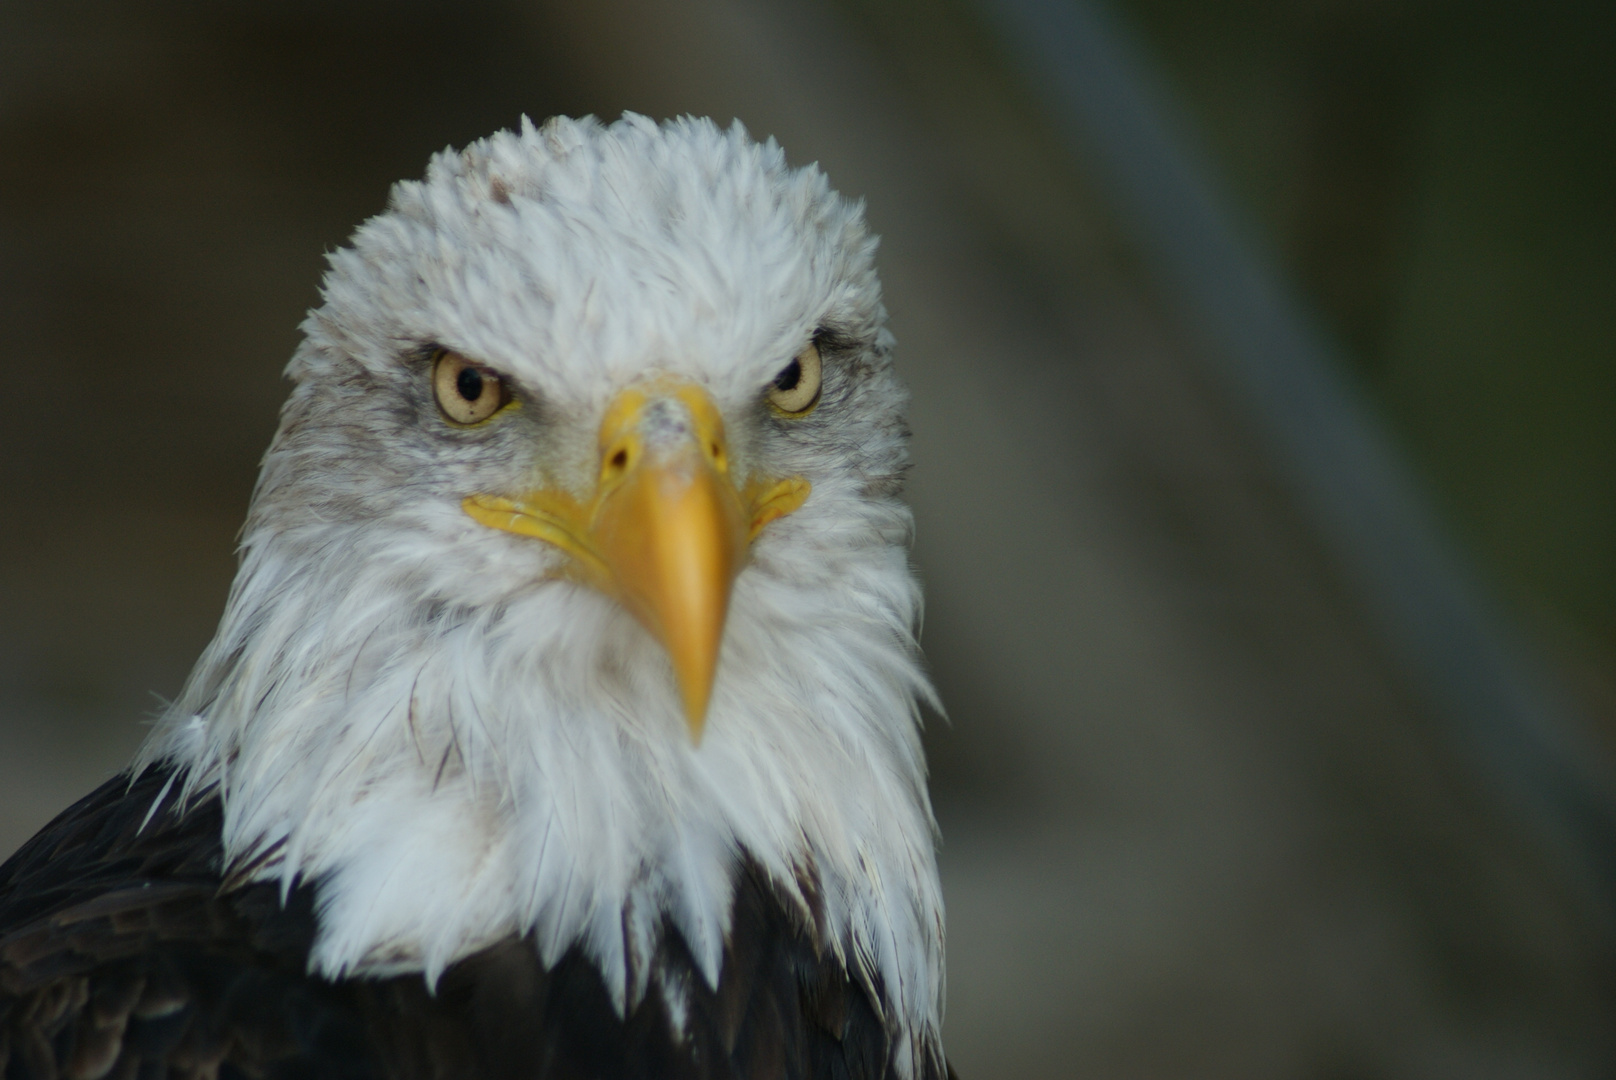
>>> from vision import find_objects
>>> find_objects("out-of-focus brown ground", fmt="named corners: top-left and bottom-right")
top-left (1, 1), bottom-right (1611, 1076)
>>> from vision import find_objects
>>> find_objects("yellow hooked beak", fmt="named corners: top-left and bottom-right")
top-left (462, 380), bottom-right (810, 741)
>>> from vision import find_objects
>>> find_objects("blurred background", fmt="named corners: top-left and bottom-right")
top-left (1, 0), bottom-right (1612, 1075)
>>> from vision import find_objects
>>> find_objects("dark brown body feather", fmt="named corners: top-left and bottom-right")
top-left (0, 768), bottom-right (947, 1080)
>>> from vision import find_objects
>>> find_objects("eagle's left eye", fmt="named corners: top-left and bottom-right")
top-left (433, 350), bottom-right (510, 425)
top-left (766, 340), bottom-right (822, 416)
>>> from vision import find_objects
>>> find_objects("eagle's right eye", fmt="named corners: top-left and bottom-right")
top-left (433, 350), bottom-right (510, 425)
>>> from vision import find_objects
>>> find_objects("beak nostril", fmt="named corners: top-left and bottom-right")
top-left (602, 445), bottom-right (633, 485)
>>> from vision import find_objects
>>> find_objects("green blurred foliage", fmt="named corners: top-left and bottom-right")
top-left (1110, 0), bottom-right (1615, 684)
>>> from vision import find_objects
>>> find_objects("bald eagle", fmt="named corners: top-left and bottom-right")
top-left (0, 115), bottom-right (949, 1080)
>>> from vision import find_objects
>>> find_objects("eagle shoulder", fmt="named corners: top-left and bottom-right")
top-left (0, 766), bottom-right (374, 1080)
top-left (0, 768), bottom-right (944, 1080)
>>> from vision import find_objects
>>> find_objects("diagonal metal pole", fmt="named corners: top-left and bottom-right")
top-left (977, 0), bottom-right (1616, 916)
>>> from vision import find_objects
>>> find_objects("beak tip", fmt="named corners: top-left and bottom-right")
top-left (667, 637), bottom-right (718, 746)
top-left (682, 697), bottom-right (709, 745)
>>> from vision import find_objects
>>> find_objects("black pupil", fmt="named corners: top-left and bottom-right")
top-left (456, 367), bottom-right (485, 402)
top-left (774, 359), bottom-right (801, 392)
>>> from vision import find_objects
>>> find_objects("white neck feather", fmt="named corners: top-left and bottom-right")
top-left (139, 491), bottom-right (943, 1068)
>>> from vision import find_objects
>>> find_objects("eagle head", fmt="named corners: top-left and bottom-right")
top-left (139, 113), bottom-right (943, 1074)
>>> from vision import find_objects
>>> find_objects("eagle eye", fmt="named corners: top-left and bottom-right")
top-left (766, 340), bottom-right (821, 416)
top-left (433, 350), bottom-right (510, 425)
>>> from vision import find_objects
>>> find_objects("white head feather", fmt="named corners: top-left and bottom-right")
top-left (139, 113), bottom-right (943, 1072)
